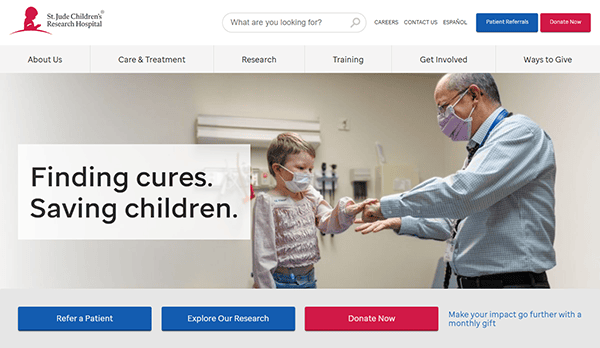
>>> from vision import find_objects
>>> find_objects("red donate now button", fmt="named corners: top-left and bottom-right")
top-left (541, 13), bottom-right (591, 32)
top-left (305, 307), bottom-right (438, 331)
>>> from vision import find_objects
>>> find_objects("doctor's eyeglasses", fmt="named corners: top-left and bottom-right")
top-left (437, 88), bottom-right (470, 116)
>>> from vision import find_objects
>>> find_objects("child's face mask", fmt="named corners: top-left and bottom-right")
top-left (278, 165), bottom-right (312, 193)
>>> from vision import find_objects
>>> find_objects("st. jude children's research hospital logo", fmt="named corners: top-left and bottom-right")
top-left (10, 6), bottom-right (104, 35)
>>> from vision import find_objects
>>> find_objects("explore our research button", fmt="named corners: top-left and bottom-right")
top-left (305, 307), bottom-right (438, 331)
top-left (540, 14), bottom-right (591, 32)
top-left (476, 13), bottom-right (538, 32)
top-left (18, 307), bottom-right (151, 331)
top-left (162, 307), bottom-right (295, 331)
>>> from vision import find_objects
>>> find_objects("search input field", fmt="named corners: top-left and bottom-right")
top-left (223, 13), bottom-right (366, 33)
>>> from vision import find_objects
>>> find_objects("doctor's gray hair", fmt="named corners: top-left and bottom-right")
top-left (445, 73), bottom-right (501, 105)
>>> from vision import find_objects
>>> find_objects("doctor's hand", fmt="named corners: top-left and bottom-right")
top-left (354, 218), bottom-right (402, 234)
top-left (344, 198), bottom-right (379, 216)
top-left (360, 202), bottom-right (385, 222)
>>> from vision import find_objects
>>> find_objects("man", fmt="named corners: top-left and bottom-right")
top-left (358, 73), bottom-right (556, 288)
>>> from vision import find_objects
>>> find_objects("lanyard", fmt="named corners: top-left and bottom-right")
top-left (479, 108), bottom-right (509, 149)
top-left (460, 108), bottom-right (510, 227)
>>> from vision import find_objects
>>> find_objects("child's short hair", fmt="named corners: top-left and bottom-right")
top-left (267, 132), bottom-right (316, 177)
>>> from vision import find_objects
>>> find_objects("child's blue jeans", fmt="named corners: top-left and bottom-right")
top-left (273, 268), bottom-right (316, 288)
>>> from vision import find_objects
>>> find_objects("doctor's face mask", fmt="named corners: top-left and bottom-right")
top-left (437, 88), bottom-right (476, 141)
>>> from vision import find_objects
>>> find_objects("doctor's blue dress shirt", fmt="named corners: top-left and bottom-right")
top-left (381, 107), bottom-right (556, 277)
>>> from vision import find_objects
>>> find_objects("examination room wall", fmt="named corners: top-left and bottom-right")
top-left (1, 74), bottom-right (597, 289)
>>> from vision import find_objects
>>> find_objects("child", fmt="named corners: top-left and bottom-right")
top-left (252, 132), bottom-right (372, 288)
top-left (24, 7), bottom-right (41, 31)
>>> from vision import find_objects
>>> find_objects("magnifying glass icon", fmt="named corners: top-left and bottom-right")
top-left (350, 17), bottom-right (360, 28)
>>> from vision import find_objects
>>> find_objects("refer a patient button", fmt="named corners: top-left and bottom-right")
top-left (18, 307), bottom-right (151, 331)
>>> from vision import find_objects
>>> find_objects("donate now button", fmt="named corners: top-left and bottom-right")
top-left (305, 307), bottom-right (438, 331)
top-left (541, 14), bottom-right (591, 32)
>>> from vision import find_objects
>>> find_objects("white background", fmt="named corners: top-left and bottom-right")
top-left (18, 145), bottom-right (250, 240)
top-left (1, 1), bottom-right (597, 45)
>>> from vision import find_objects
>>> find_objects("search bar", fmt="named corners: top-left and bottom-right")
top-left (223, 13), bottom-right (366, 33)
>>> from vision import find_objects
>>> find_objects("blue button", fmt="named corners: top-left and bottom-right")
top-left (18, 307), bottom-right (151, 331)
top-left (476, 13), bottom-right (538, 32)
top-left (162, 307), bottom-right (295, 331)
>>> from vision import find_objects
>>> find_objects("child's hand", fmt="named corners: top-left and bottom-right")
top-left (360, 202), bottom-right (385, 222)
top-left (345, 198), bottom-right (379, 216)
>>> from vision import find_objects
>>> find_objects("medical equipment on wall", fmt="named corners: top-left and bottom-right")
top-left (331, 164), bottom-right (337, 201)
top-left (372, 141), bottom-right (419, 196)
top-left (196, 115), bottom-right (321, 149)
top-left (374, 164), bottom-right (420, 197)
top-left (315, 162), bottom-right (339, 237)
top-left (318, 163), bottom-right (327, 196)
top-left (350, 168), bottom-right (371, 201)
top-left (315, 162), bottom-right (338, 205)
top-left (251, 167), bottom-right (276, 190)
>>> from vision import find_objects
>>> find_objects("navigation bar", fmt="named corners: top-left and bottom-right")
top-left (1, 45), bottom-right (598, 73)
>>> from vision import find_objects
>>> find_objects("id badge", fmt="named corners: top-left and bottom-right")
top-left (443, 240), bottom-right (455, 262)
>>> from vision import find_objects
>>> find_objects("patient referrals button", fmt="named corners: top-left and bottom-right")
top-left (18, 307), bottom-right (151, 331)
top-left (476, 13), bottom-right (538, 32)
top-left (305, 307), bottom-right (438, 331)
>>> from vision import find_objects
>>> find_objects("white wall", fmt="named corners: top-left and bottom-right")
top-left (1, 73), bottom-right (597, 288)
